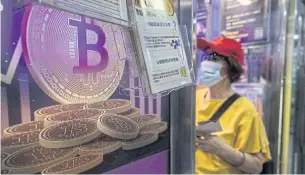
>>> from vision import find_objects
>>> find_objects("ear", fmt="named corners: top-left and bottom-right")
top-left (220, 66), bottom-right (228, 77)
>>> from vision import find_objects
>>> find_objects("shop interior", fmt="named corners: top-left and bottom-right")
top-left (1, 0), bottom-right (305, 174)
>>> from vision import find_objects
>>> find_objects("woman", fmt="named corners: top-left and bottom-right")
top-left (196, 37), bottom-right (271, 174)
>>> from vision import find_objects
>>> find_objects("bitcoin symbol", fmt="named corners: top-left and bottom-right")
top-left (71, 123), bottom-right (88, 137)
top-left (25, 148), bottom-right (57, 163)
top-left (69, 16), bottom-right (109, 85)
top-left (23, 5), bottom-right (126, 103)
top-left (10, 133), bottom-right (31, 145)
top-left (59, 123), bottom-right (88, 138)
top-left (28, 123), bottom-right (40, 131)
top-left (109, 118), bottom-right (130, 132)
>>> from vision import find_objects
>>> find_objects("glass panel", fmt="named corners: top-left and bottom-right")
top-left (1, 0), bottom-right (170, 174)
top-left (196, 0), bottom-right (287, 173)
top-left (289, 0), bottom-right (305, 173)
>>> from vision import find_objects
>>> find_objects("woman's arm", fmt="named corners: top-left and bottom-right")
top-left (216, 139), bottom-right (263, 174)
top-left (196, 135), bottom-right (263, 174)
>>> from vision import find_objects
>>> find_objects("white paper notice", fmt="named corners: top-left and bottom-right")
top-left (39, 0), bottom-right (129, 26)
top-left (135, 0), bottom-right (193, 94)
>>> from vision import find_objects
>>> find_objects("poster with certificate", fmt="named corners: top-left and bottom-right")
top-left (232, 83), bottom-right (264, 117)
top-left (38, 0), bottom-right (129, 26)
top-left (196, 0), bottom-right (208, 38)
top-left (132, 0), bottom-right (193, 94)
top-left (222, 0), bottom-right (269, 44)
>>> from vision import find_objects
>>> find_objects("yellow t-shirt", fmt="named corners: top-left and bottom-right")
top-left (196, 88), bottom-right (271, 174)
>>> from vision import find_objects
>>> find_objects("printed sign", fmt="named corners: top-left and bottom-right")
top-left (222, 0), bottom-right (268, 44)
top-left (38, 0), bottom-right (129, 26)
top-left (196, 0), bottom-right (208, 38)
top-left (134, 0), bottom-right (193, 94)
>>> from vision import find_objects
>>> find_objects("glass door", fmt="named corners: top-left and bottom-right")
top-left (0, 0), bottom-right (174, 174)
top-left (289, 0), bottom-right (305, 173)
top-left (196, 0), bottom-right (288, 173)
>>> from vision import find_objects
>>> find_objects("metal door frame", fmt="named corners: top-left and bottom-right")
top-left (170, 0), bottom-right (196, 173)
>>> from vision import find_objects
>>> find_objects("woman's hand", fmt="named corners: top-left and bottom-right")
top-left (196, 133), bottom-right (264, 174)
top-left (196, 134), bottom-right (227, 154)
top-left (196, 134), bottom-right (227, 155)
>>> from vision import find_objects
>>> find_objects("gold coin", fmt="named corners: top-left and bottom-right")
top-left (144, 0), bottom-right (153, 8)
top-left (180, 67), bottom-right (188, 77)
top-left (164, 0), bottom-right (174, 16)
top-left (135, 0), bottom-right (141, 7)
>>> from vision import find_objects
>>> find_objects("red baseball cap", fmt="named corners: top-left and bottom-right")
top-left (197, 37), bottom-right (244, 66)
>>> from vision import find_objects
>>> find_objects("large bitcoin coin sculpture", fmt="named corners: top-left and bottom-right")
top-left (22, 4), bottom-right (126, 104)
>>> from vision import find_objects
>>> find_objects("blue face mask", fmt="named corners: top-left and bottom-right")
top-left (197, 61), bottom-right (224, 87)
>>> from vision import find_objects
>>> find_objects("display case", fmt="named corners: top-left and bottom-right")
top-left (0, 0), bottom-right (195, 174)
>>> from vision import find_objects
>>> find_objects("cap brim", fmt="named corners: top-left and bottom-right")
top-left (197, 38), bottom-right (230, 57)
